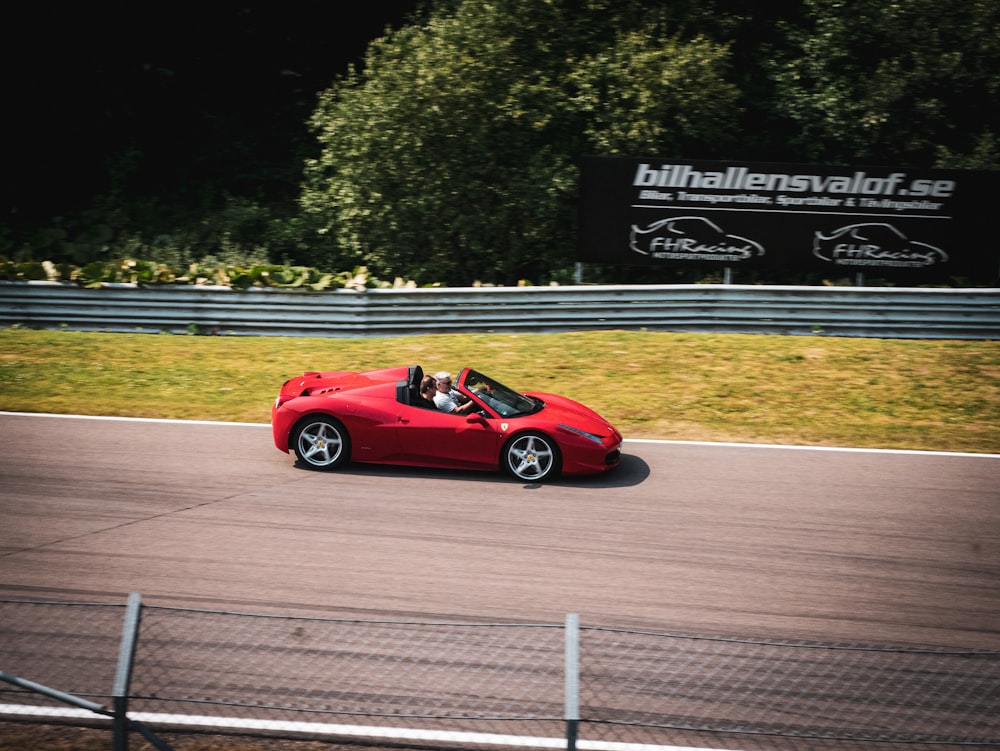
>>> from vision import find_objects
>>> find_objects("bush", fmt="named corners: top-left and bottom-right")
top-left (0, 257), bottom-right (419, 291)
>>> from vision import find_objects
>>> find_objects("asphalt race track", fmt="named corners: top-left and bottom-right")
top-left (1, 412), bottom-right (998, 650)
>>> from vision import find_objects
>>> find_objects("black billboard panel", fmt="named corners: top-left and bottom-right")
top-left (579, 156), bottom-right (998, 283)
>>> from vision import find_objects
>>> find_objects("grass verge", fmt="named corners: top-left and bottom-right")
top-left (1, 327), bottom-right (997, 453)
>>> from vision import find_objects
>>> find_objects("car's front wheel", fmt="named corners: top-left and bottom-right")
top-left (292, 416), bottom-right (350, 470)
top-left (502, 432), bottom-right (561, 482)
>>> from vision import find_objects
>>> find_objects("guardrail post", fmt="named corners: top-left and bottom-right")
top-left (0, 670), bottom-right (110, 716)
top-left (565, 613), bottom-right (580, 751)
top-left (113, 593), bottom-right (143, 751)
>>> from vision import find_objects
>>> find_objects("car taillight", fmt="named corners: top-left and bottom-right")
top-left (274, 394), bottom-right (296, 410)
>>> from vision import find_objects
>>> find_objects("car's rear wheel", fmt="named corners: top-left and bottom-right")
top-left (292, 416), bottom-right (350, 470)
top-left (502, 432), bottom-right (561, 482)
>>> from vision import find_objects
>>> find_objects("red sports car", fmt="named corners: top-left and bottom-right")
top-left (271, 365), bottom-right (622, 482)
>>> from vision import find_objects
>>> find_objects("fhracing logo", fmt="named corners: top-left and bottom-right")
top-left (630, 216), bottom-right (765, 262)
top-left (813, 223), bottom-right (948, 268)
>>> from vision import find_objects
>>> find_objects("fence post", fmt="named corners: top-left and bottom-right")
top-left (112, 593), bottom-right (143, 751)
top-left (565, 613), bottom-right (580, 751)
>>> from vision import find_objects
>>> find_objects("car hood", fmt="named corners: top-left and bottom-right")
top-left (523, 391), bottom-right (620, 437)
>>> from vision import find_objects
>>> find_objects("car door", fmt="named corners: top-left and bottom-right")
top-left (393, 401), bottom-right (501, 470)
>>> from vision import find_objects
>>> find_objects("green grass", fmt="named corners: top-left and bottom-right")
top-left (1, 327), bottom-right (998, 453)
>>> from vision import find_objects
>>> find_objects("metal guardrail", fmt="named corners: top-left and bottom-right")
top-left (1, 280), bottom-right (998, 339)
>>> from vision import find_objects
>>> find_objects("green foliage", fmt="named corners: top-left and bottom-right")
top-left (769, 0), bottom-right (1000, 167)
top-left (3, 195), bottom-right (344, 274)
top-left (567, 29), bottom-right (740, 155)
top-left (0, 256), bottom-right (413, 292)
top-left (302, 0), bottom-right (741, 286)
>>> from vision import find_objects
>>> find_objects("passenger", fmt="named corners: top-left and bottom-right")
top-left (419, 375), bottom-right (438, 407)
top-left (433, 371), bottom-right (479, 414)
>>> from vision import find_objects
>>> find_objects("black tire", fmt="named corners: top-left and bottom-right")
top-left (291, 416), bottom-right (350, 470)
top-left (502, 431), bottom-right (561, 482)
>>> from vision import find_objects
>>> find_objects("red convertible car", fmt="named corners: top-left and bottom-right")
top-left (271, 365), bottom-right (622, 482)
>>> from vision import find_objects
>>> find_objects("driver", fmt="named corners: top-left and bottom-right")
top-left (432, 371), bottom-right (479, 414)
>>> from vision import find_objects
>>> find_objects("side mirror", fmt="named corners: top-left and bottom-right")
top-left (465, 414), bottom-right (488, 425)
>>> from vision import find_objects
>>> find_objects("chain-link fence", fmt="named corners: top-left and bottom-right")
top-left (1, 597), bottom-right (998, 751)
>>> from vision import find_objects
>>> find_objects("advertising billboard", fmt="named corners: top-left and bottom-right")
top-left (579, 156), bottom-right (997, 284)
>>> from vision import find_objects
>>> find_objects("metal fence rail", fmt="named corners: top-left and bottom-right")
top-left (2, 598), bottom-right (998, 750)
top-left (2, 281), bottom-right (998, 339)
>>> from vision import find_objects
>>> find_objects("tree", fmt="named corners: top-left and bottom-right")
top-left (769, 0), bottom-right (1000, 168)
top-left (301, 0), bottom-right (740, 285)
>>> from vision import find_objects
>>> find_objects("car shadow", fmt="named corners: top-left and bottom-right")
top-left (294, 452), bottom-right (650, 489)
top-left (549, 452), bottom-right (650, 488)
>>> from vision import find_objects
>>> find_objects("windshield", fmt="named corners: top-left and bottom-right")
top-left (463, 369), bottom-right (541, 418)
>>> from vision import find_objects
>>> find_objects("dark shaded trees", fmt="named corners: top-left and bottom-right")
top-left (769, 0), bottom-right (1000, 167)
top-left (4, 0), bottom-right (997, 284)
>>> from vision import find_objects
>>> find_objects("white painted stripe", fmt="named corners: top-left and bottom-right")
top-left (3, 411), bottom-right (997, 458)
top-left (0, 705), bottom-right (105, 720)
top-left (0, 704), bottom-right (742, 751)
top-left (0, 411), bottom-right (266, 428)
top-left (624, 437), bottom-right (1000, 459)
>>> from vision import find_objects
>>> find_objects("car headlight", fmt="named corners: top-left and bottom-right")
top-left (558, 424), bottom-right (604, 444)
